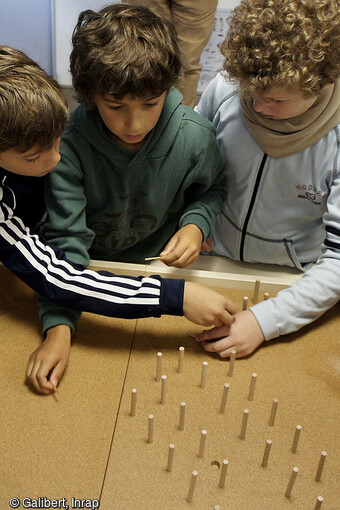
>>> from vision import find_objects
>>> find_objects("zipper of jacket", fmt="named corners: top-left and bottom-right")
top-left (239, 153), bottom-right (268, 261)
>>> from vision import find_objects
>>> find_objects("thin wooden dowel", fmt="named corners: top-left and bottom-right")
top-left (145, 256), bottom-right (162, 260)
top-left (269, 398), bottom-right (278, 426)
top-left (160, 375), bottom-right (167, 405)
top-left (178, 402), bottom-right (186, 431)
top-left (219, 383), bottom-right (230, 414)
top-left (228, 350), bottom-right (236, 377)
top-left (130, 388), bottom-right (137, 417)
top-left (200, 361), bottom-right (208, 389)
top-left (314, 496), bottom-right (324, 509)
top-left (166, 444), bottom-right (175, 472)
top-left (291, 425), bottom-right (302, 453)
top-left (242, 296), bottom-right (249, 310)
top-left (264, 292), bottom-right (269, 301)
top-left (315, 451), bottom-right (327, 482)
top-left (198, 429), bottom-right (207, 458)
top-left (248, 373), bottom-right (257, 401)
top-left (239, 409), bottom-right (249, 440)
top-left (186, 471), bottom-right (198, 503)
top-left (177, 346), bottom-right (185, 373)
top-left (155, 352), bottom-right (162, 382)
top-left (285, 467), bottom-right (299, 498)
top-left (148, 414), bottom-right (154, 444)
top-left (253, 279), bottom-right (260, 304)
top-left (261, 439), bottom-right (272, 467)
top-left (219, 459), bottom-right (229, 488)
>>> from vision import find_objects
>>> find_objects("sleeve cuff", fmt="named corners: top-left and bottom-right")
top-left (250, 300), bottom-right (280, 341)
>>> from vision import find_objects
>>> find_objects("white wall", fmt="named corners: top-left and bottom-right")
top-left (0, 0), bottom-right (53, 74)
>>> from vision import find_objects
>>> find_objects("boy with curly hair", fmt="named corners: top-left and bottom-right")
top-left (0, 46), bottom-right (236, 394)
top-left (38, 4), bottom-right (230, 388)
top-left (195, 0), bottom-right (340, 357)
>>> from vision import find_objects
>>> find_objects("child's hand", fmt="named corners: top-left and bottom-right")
top-left (194, 310), bottom-right (265, 358)
top-left (183, 282), bottom-right (238, 326)
top-left (160, 224), bottom-right (203, 268)
top-left (26, 325), bottom-right (71, 395)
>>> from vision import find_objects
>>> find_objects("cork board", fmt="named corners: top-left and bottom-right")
top-left (1, 265), bottom-right (339, 510)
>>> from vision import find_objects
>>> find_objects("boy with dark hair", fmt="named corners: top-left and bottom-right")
top-left (36, 4), bottom-right (229, 390)
top-left (0, 45), bottom-right (236, 394)
top-left (195, 0), bottom-right (340, 357)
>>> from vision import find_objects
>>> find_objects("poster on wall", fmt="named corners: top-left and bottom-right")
top-left (198, 8), bottom-right (232, 93)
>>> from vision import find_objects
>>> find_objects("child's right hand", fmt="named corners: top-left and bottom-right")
top-left (183, 281), bottom-right (238, 327)
top-left (26, 324), bottom-right (71, 395)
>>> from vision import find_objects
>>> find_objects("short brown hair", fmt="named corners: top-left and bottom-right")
top-left (70, 3), bottom-right (182, 104)
top-left (222, 0), bottom-right (340, 96)
top-left (0, 46), bottom-right (68, 153)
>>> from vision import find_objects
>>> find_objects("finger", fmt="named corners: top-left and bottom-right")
top-left (218, 347), bottom-right (240, 359)
top-left (195, 325), bottom-right (230, 343)
top-left (201, 338), bottom-right (230, 353)
top-left (36, 361), bottom-right (55, 393)
top-left (224, 298), bottom-right (239, 315)
top-left (160, 237), bottom-right (178, 257)
top-left (49, 360), bottom-right (67, 389)
top-left (26, 355), bottom-right (35, 379)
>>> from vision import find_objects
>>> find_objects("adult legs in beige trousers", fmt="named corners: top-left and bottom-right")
top-left (126, 0), bottom-right (218, 107)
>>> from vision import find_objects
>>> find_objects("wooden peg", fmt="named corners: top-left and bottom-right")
top-left (177, 346), bottom-right (185, 373)
top-left (314, 496), bottom-right (324, 509)
top-left (148, 414), bottom-right (154, 444)
top-left (198, 429), bottom-right (207, 458)
top-left (242, 296), bottom-right (249, 310)
top-left (247, 373), bottom-right (257, 401)
top-left (186, 471), bottom-right (198, 503)
top-left (219, 383), bottom-right (230, 414)
top-left (239, 409), bottom-right (249, 440)
top-left (200, 361), bottom-right (208, 389)
top-left (228, 350), bottom-right (236, 377)
top-left (264, 292), bottom-right (269, 301)
top-left (155, 352), bottom-right (162, 382)
top-left (178, 402), bottom-right (186, 431)
top-left (261, 439), bottom-right (272, 467)
top-left (130, 388), bottom-right (137, 417)
top-left (269, 398), bottom-right (278, 426)
top-left (160, 375), bottom-right (167, 405)
top-left (219, 459), bottom-right (229, 488)
top-left (315, 451), bottom-right (327, 482)
top-left (166, 444), bottom-right (175, 472)
top-left (291, 425), bottom-right (302, 453)
top-left (285, 467), bottom-right (299, 498)
top-left (253, 279), bottom-right (260, 304)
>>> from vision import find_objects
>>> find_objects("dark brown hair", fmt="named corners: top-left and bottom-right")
top-left (0, 46), bottom-right (68, 153)
top-left (70, 3), bottom-right (182, 104)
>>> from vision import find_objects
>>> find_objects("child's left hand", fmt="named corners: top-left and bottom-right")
top-left (160, 224), bottom-right (203, 268)
top-left (194, 309), bottom-right (265, 358)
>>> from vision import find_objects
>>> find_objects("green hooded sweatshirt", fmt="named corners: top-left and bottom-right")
top-left (40, 88), bottom-right (226, 333)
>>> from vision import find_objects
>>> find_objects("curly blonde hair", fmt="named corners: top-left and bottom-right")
top-left (221, 0), bottom-right (340, 96)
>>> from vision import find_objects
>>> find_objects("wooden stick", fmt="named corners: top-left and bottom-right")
top-left (261, 439), bottom-right (272, 467)
top-left (219, 459), bottom-right (229, 488)
top-left (219, 383), bottom-right (230, 414)
top-left (314, 496), bottom-right (324, 510)
top-left (228, 349), bottom-right (236, 377)
top-left (198, 429), bottom-right (207, 458)
top-left (186, 471), bottom-right (198, 503)
top-left (130, 388), bottom-right (137, 417)
top-left (264, 292), bottom-right (269, 301)
top-left (200, 361), bottom-right (208, 389)
top-left (269, 398), bottom-right (278, 426)
top-left (145, 256), bottom-right (162, 260)
top-left (214, 506), bottom-right (221, 510)
top-left (239, 409), bottom-right (249, 440)
top-left (161, 375), bottom-right (167, 405)
top-left (253, 279), bottom-right (260, 304)
top-left (291, 425), bottom-right (302, 453)
top-left (166, 444), bottom-right (175, 472)
top-left (177, 346), bottom-right (185, 373)
top-left (242, 296), bottom-right (249, 310)
top-left (315, 451), bottom-right (327, 482)
top-left (247, 373), bottom-right (257, 401)
top-left (178, 402), bottom-right (186, 431)
top-left (285, 467), bottom-right (299, 498)
top-left (155, 352), bottom-right (162, 382)
top-left (148, 414), bottom-right (154, 444)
